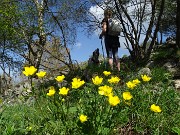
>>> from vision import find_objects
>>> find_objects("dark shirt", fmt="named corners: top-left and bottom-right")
top-left (101, 18), bottom-right (120, 48)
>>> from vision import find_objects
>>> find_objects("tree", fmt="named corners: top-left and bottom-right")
top-left (0, 0), bottom-right (91, 77)
top-left (110, 0), bottom-right (165, 64)
top-left (156, 0), bottom-right (176, 44)
top-left (176, 0), bottom-right (180, 48)
top-left (0, 0), bottom-right (25, 79)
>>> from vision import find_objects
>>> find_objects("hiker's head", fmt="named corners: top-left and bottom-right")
top-left (104, 9), bottom-right (112, 19)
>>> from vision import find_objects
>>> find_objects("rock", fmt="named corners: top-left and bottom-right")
top-left (138, 68), bottom-right (151, 76)
top-left (174, 79), bottom-right (180, 92)
top-left (163, 61), bottom-right (176, 69)
top-left (146, 61), bottom-right (155, 68)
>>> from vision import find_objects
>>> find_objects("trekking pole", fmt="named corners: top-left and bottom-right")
top-left (101, 38), bottom-right (106, 68)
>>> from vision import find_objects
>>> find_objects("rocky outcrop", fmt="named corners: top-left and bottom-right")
top-left (146, 42), bottom-right (180, 91)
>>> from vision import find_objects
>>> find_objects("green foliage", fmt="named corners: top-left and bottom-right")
top-left (153, 49), bottom-right (174, 60)
top-left (0, 66), bottom-right (179, 134)
top-left (158, 0), bottom-right (177, 36)
top-left (152, 46), bottom-right (180, 67)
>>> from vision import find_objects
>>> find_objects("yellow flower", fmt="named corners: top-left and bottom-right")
top-left (59, 87), bottom-right (70, 96)
top-left (150, 104), bottom-right (162, 113)
top-left (98, 85), bottom-right (113, 96)
top-left (123, 92), bottom-right (133, 100)
top-left (132, 79), bottom-right (140, 85)
top-left (108, 95), bottom-right (120, 106)
top-left (36, 71), bottom-right (46, 78)
top-left (23, 66), bottom-right (37, 76)
top-left (55, 75), bottom-right (65, 82)
top-left (141, 75), bottom-right (151, 82)
top-left (92, 76), bottom-right (103, 85)
top-left (108, 76), bottom-right (120, 84)
top-left (47, 86), bottom-right (56, 96)
top-left (103, 71), bottom-right (111, 76)
top-left (72, 78), bottom-right (85, 89)
top-left (79, 114), bottom-right (88, 123)
top-left (126, 81), bottom-right (136, 89)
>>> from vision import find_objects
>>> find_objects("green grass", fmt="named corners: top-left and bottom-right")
top-left (0, 66), bottom-right (180, 135)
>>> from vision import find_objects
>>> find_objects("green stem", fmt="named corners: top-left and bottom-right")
top-left (53, 95), bottom-right (58, 120)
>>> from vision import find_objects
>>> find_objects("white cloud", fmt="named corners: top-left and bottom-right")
top-left (89, 5), bottom-right (104, 22)
top-left (89, 5), bottom-right (104, 36)
top-left (75, 42), bottom-right (82, 48)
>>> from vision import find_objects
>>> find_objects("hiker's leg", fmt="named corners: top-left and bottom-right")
top-left (108, 48), bottom-right (113, 70)
top-left (108, 58), bottom-right (113, 70)
top-left (105, 39), bottom-right (113, 70)
top-left (112, 47), bottom-right (120, 71)
top-left (116, 61), bottom-right (120, 71)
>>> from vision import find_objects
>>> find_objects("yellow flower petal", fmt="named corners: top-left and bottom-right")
top-left (141, 75), bottom-right (151, 82)
top-left (103, 71), bottom-right (111, 76)
top-left (72, 78), bottom-right (85, 89)
top-left (98, 85), bottom-right (113, 96)
top-left (126, 81), bottom-right (136, 89)
top-left (108, 95), bottom-right (120, 106)
top-left (123, 92), bottom-right (133, 100)
top-left (47, 86), bottom-right (56, 96)
top-left (59, 87), bottom-right (70, 96)
top-left (22, 66), bottom-right (37, 76)
top-left (36, 71), bottom-right (46, 78)
top-left (108, 76), bottom-right (120, 84)
top-left (132, 79), bottom-right (141, 85)
top-left (92, 76), bottom-right (103, 85)
top-left (150, 104), bottom-right (162, 113)
top-left (79, 114), bottom-right (88, 123)
top-left (55, 75), bottom-right (65, 82)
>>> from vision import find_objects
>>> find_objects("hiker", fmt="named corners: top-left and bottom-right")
top-left (99, 9), bottom-right (120, 71)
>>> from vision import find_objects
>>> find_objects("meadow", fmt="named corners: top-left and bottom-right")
top-left (0, 63), bottom-right (179, 135)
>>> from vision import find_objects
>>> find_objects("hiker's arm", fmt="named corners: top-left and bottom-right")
top-left (100, 22), bottom-right (107, 38)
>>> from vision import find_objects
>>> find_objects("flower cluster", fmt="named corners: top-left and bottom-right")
top-left (98, 71), bottom-right (121, 107)
top-left (47, 77), bottom-right (85, 96)
top-left (23, 66), bottom-right (47, 78)
top-left (22, 66), bottom-right (162, 128)
top-left (126, 75), bottom-right (151, 90)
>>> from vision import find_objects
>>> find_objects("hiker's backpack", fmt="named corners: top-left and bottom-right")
top-left (108, 18), bottom-right (122, 36)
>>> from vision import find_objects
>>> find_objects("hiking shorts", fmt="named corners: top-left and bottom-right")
top-left (105, 46), bottom-right (119, 60)
top-left (104, 35), bottom-right (120, 60)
